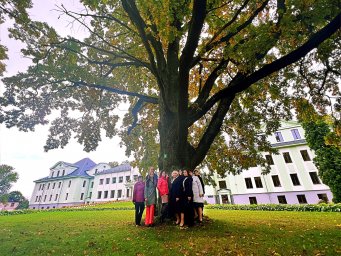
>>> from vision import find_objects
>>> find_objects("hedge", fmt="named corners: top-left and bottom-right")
top-left (206, 203), bottom-right (341, 212)
top-left (1, 203), bottom-right (341, 216)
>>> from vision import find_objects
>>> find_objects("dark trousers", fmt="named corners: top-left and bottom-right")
top-left (135, 202), bottom-right (145, 225)
top-left (160, 203), bottom-right (168, 222)
top-left (185, 200), bottom-right (194, 227)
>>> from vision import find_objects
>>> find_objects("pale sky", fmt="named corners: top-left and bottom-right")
top-left (0, 0), bottom-right (129, 198)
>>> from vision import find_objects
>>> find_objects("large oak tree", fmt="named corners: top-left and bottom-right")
top-left (0, 0), bottom-right (340, 174)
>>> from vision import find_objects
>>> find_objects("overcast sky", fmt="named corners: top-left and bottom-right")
top-left (0, 0), bottom-right (129, 198)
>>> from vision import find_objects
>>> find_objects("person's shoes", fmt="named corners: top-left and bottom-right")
top-left (179, 225), bottom-right (188, 230)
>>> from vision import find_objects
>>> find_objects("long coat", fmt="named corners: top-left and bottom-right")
top-left (192, 175), bottom-right (204, 203)
top-left (144, 174), bottom-right (157, 206)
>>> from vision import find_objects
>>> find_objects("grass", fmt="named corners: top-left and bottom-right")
top-left (0, 208), bottom-right (340, 256)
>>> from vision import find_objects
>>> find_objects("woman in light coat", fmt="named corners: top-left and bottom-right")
top-left (190, 170), bottom-right (204, 223)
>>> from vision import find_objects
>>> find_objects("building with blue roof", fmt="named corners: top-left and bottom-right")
top-left (29, 158), bottom-right (141, 209)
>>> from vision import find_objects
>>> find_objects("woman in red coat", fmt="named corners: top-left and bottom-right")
top-left (157, 170), bottom-right (169, 223)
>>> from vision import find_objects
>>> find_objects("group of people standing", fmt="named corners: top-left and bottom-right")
top-left (132, 167), bottom-right (205, 229)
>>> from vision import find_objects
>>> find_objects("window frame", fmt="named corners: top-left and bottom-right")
top-left (245, 178), bottom-right (253, 189)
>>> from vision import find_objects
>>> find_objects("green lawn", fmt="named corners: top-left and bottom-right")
top-left (0, 208), bottom-right (340, 256)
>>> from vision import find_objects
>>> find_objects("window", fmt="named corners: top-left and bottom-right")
top-left (80, 193), bottom-right (84, 200)
top-left (309, 172), bottom-right (321, 184)
top-left (277, 195), bottom-right (287, 204)
top-left (126, 189), bottom-right (130, 197)
top-left (10, 202), bottom-right (15, 207)
top-left (83, 180), bottom-right (86, 187)
top-left (245, 178), bottom-right (253, 189)
top-left (119, 177), bottom-right (123, 183)
top-left (97, 191), bottom-right (102, 199)
top-left (52, 183), bottom-right (55, 189)
top-left (117, 190), bottom-right (122, 198)
top-left (55, 194), bottom-right (58, 201)
top-left (62, 170), bottom-right (65, 176)
top-left (112, 177), bottom-right (116, 184)
top-left (106, 178), bottom-right (110, 184)
top-left (99, 179), bottom-right (104, 185)
top-left (133, 175), bottom-right (138, 181)
top-left (104, 191), bottom-right (108, 199)
top-left (272, 175), bottom-right (281, 187)
top-left (39, 196), bottom-right (41, 202)
top-left (57, 171), bottom-right (60, 177)
top-left (68, 180), bottom-right (72, 188)
top-left (91, 182), bottom-right (94, 188)
top-left (317, 193), bottom-right (328, 203)
top-left (51, 171), bottom-right (54, 177)
top-left (89, 192), bottom-right (92, 199)
top-left (41, 207), bottom-right (44, 209)
top-left (275, 131), bottom-right (284, 142)
top-left (291, 129), bottom-right (301, 140)
top-left (300, 150), bottom-right (311, 161)
top-left (283, 152), bottom-right (293, 163)
top-left (44, 195), bottom-right (47, 202)
top-left (47, 183), bottom-right (50, 190)
top-left (297, 194), bottom-right (307, 204)
top-left (265, 155), bottom-right (274, 165)
top-left (49, 195), bottom-right (52, 201)
top-left (58, 182), bottom-right (61, 188)
top-left (219, 181), bottom-right (227, 189)
top-left (110, 190), bottom-right (115, 198)
top-left (65, 193), bottom-right (68, 200)
top-left (290, 174), bottom-right (301, 186)
top-left (35, 196), bottom-right (38, 202)
top-left (42, 184), bottom-right (45, 190)
top-left (254, 177), bottom-right (263, 188)
top-left (249, 197), bottom-right (257, 204)
top-left (126, 176), bottom-right (131, 182)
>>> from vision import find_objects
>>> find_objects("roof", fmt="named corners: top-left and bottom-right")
top-left (34, 158), bottom-right (97, 183)
top-left (96, 163), bottom-right (132, 175)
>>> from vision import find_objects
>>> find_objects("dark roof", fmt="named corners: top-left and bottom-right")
top-left (35, 158), bottom-right (97, 182)
top-left (96, 164), bottom-right (132, 175)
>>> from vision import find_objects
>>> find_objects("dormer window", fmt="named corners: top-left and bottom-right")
top-left (291, 129), bottom-right (301, 140)
top-left (274, 132), bottom-right (284, 142)
top-left (62, 170), bottom-right (65, 176)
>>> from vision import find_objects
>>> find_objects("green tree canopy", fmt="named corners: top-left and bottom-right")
top-left (303, 121), bottom-right (341, 203)
top-left (0, 0), bottom-right (340, 174)
top-left (0, 165), bottom-right (18, 196)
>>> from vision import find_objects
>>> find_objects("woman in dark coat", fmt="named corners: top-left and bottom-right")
top-left (169, 170), bottom-right (183, 225)
top-left (182, 169), bottom-right (194, 227)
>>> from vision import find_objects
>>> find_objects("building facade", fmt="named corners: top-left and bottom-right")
top-left (29, 159), bottom-right (141, 209)
top-left (205, 121), bottom-right (333, 205)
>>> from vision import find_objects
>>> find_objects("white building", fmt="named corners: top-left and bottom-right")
top-left (92, 164), bottom-right (140, 202)
top-left (29, 159), bottom-right (140, 209)
top-left (204, 121), bottom-right (332, 205)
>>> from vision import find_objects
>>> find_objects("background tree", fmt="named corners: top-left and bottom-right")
top-left (0, 1), bottom-right (340, 175)
top-left (0, 165), bottom-right (18, 196)
top-left (7, 191), bottom-right (29, 209)
top-left (302, 120), bottom-right (341, 203)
